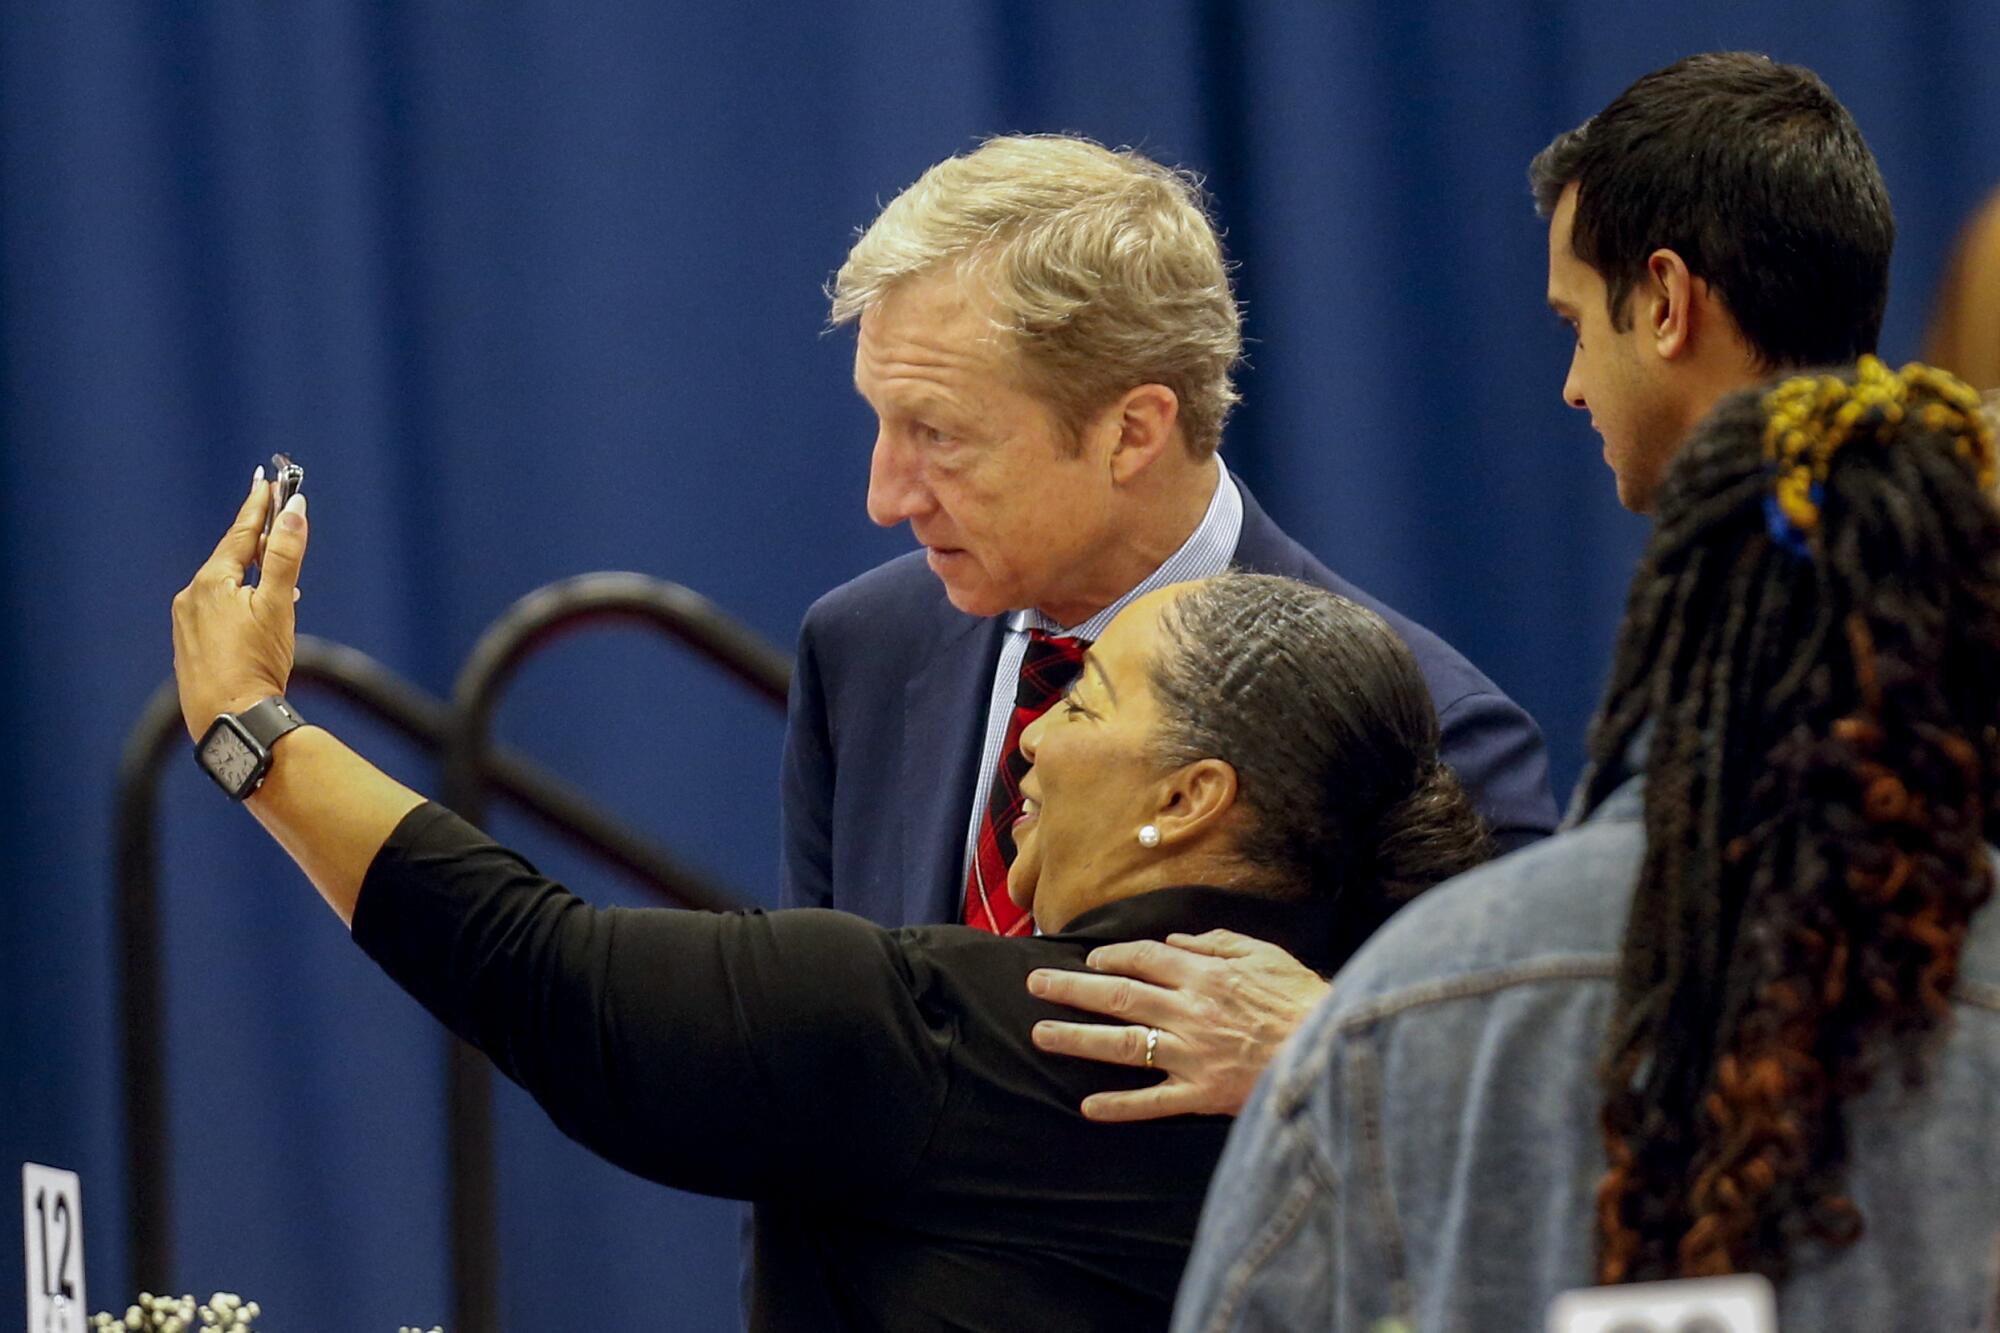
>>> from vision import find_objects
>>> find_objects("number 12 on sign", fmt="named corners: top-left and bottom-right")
top-left (21, 1163), bottom-right (86, 1333)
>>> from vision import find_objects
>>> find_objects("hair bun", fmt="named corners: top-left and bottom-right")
top-left (1367, 761), bottom-right (1493, 904)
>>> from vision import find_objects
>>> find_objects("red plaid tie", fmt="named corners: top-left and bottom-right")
top-left (963, 630), bottom-right (1090, 934)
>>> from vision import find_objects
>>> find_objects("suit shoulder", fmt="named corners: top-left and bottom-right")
top-left (1237, 514), bottom-right (1508, 713)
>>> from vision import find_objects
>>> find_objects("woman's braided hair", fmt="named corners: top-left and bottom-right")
top-left (1147, 572), bottom-right (1494, 962)
top-left (1581, 357), bottom-right (2000, 1284)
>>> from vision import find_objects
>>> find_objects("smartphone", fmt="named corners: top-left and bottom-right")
top-left (262, 453), bottom-right (305, 539)
top-left (253, 453), bottom-right (305, 583)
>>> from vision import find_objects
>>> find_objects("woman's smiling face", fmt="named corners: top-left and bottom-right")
top-left (1006, 587), bottom-right (1180, 933)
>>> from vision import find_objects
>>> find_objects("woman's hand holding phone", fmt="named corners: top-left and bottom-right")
top-left (171, 466), bottom-right (310, 743)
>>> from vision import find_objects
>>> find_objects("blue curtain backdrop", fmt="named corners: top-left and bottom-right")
top-left (5, 2), bottom-right (1997, 1327)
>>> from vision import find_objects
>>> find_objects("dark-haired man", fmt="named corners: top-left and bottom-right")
top-left (1042, 52), bottom-right (1898, 1127)
top-left (1534, 50), bottom-right (1894, 511)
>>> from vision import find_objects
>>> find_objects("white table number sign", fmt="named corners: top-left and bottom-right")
top-left (22, 1163), bottom-right (86, 1333)
top-left (1548, 1273), bottom-right (1778, 1333)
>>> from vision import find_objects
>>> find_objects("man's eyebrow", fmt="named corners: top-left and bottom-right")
top-left (851, 381), bottom-right (971, 426)
top-left (1547, 296), bottom-right (1579, 320)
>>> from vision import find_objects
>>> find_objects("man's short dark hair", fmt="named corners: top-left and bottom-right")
top-left (1529, 52), bottom-right (1893, 369)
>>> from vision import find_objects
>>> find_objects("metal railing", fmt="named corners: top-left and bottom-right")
top-left (114, 574), bottom-right (790, 1330)
top-left (435, 573), bottom-right (789, 1330)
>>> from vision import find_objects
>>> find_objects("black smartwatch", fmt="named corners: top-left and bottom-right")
top-left (195, 696), bottom-right (306, 799)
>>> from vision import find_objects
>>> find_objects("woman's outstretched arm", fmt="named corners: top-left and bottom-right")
top-left (354, 802), bottom-right (947, 1200)
top-left (170, 477), bottom-right (945, 1200)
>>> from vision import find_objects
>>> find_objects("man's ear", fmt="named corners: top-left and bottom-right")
top-left (1645, 248), bottom-right (1696, 361)
top-left (1151, 758), bottom-right (1239, 846)
top-left (1105, 383), bottom-right (1181, 485)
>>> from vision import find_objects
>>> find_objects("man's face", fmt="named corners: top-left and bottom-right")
top-left (1546, 184), bottom-right (1686, 512)
top-left (855, 270), bottom-right (1114, 621)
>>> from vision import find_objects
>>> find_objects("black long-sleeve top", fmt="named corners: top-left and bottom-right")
top-left (353, 803), bottom-right (1351, 1332)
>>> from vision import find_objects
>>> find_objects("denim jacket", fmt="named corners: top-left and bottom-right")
top-left (1173, 777), bottom-right (2000, 1332)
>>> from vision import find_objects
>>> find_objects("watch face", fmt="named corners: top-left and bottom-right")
top-left (197, 718), bottom-right (265, 796)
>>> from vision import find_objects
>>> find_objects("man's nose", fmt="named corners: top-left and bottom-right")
top-left (1563, 348), bottom-right (1588, 411)
top-left (865, 434), bottom-right (932, 528)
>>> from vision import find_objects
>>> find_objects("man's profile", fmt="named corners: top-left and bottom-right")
top-left (783, 133), bottom-right (1559, 1121)
top-left (1532, 51), bottom-right (1894, 512)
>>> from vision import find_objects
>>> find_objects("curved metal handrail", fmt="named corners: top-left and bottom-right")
top-left (432, 572), bottom-right (791, 1333)
top-left (112, 678), bottom-right (192, 1300)
top-left (116, 578), bottom-right (788, 1314)
top-left (115, 636), bottom-right (473, 1293)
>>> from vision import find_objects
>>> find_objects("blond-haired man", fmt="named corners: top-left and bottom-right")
top-left (783, 135), bottom-right (1557, 1118)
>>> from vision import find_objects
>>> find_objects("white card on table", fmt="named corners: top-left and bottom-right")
top-left (22, 1162), bottom-right (87, 1333)
top-left (1548, 1273), bottom-right (1777, 1333)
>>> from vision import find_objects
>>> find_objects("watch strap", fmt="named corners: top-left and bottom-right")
top-left (235, 695), bottom-right (306, 750)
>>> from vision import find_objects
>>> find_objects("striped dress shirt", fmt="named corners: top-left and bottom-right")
top-left (957, 462), bottom-right (1245, 893)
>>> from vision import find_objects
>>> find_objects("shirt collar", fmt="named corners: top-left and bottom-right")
top-left (1007, 461), bottom-right (1243, 640)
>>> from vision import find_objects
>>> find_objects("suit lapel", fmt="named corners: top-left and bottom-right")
top-left (901, 615), bottom-right (1005, 926)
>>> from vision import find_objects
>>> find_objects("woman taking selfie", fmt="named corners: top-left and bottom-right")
top-left (170, 504), bottom-right (1490, 1333)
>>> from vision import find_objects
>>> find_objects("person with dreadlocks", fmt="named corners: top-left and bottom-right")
top-left (1172, 357), bottom-right (2000, 1331)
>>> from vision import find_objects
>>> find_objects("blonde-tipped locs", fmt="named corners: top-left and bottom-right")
top-left (830, 135), bottom-right (1243, 459)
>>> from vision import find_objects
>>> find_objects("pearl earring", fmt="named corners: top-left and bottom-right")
top-left (1137, 824), bottom-right (1161, 849)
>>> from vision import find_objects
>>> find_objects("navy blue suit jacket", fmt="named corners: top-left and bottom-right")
top-left (779, 484), bottom-right (1558, 927)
